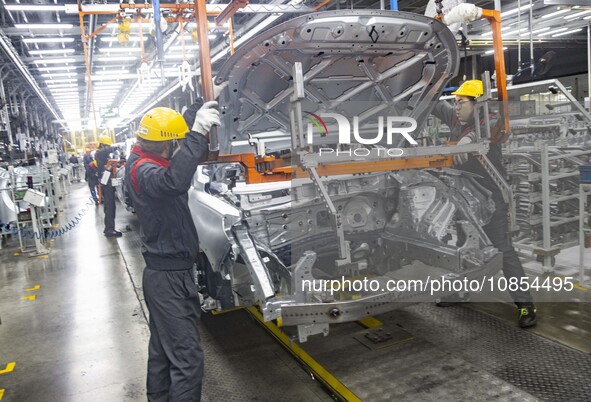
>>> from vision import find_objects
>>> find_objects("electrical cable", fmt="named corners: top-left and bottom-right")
top-left (0, 195), bottom-right (97, 241)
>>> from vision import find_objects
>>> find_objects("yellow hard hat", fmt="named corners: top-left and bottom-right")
top-left (137, 107), bottom-right (189, 142)
top-left (452, 80), bottom-right (483, 98)
top-left (98, 135), bottom-right (113, 146)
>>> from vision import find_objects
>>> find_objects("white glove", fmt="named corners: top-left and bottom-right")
top-left (453, 134), bottom-right (473, 166)
top-left (442, 4), bottom-right (483, 26)
top-left (192, 101), bottom-right (221, 136)
top-left (213, 81), bottom-right (228, 100)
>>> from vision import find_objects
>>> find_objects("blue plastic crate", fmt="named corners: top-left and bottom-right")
top-left (580, 165), bottom-right (591, 183)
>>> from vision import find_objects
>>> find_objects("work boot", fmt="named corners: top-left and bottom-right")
top-left (517, 303), bottom-right (537, 328)
top-left (436, 292), bottom-right (470, 307)
top-left (104, 230), bottom-right (122, 238)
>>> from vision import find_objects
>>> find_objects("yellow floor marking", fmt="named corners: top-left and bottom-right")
top-left (211, 307), bottom-right (243, 315)
top-left (574, 284), bottom-right (588, 291)
top-left (36, 255), bottom-right (48, 259)
top-left (0, 362), bottom-right (15, 375)
top-left (25, 285), bottom-right (40, 292)
top-left (357, 317), bottom-right (384, 328)
top-left (246, 306), bottom-right (362, 402)
top-left (20, 295), bottom-right (36, 301)
top-left (0, 388), bottom-right (4, 400)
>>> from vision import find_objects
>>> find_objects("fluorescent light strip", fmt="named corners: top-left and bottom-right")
top-left (41, 72), bottom-right (79, 77)
top-left (541, 9), bottom-right (570, 19)
top-left (167, 45), bottom-right (199, 51)
top-left (95, 56), bottom-right (138, 62)
top-left (23, 37), bottom-right (75, 44)
top-left (485, 47), bottom-right (508, 55)
top-left (38, 65), bottom-right (82, 71)
top-left (98, 47), bottom-right (142, 53)
top-left (501, 28), bottom-right (528, 36)
top-left (565, 10), bottom-right (591, 19)
top-left (552, 28), bottom-right (583, 37)
top-left (5, 5), bottom-right (65, 11)
top-left (14, 24), bottom-right (74, 29)
top-left (501, 4), bottom-right (533, 17)
top-left (538, 27), bottom-right (569, 36)
top-left (100, 37), bottom-right (147, 42)
top-left (530, 27), bottom-right (551, 34)
top-left (29, 49), bottom-right (75, 55)
top-left (33, 58), bottom-right (77, 64)
top-left (49, 88), bottom-right (81, 93)
top-left (95, 70), bottom-right (130, 75)
top-left (45, 78), bottom-right (78, 83)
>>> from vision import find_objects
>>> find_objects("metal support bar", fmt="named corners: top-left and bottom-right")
top-left (215, 0), bottom-right (248, 27)
top-left (540, 142), bottom-right (552, 270)
top-left (476, 154), bottom-right (517, 233)
top-left (195, 0), bottom-right (218, 153)
top-left (308, 167), bottom-right (351, 266)
top-left (232, 226), bottom-right (276, 305)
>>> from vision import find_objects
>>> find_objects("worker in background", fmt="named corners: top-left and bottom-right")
top-left (95, 135), bottom-right (121, 238)
top-left (68, 153), bottom-right (80, 182)
top-left (83, 148), bottom-right (92, 182)
top-left (126, 100), bottom-right (219, 402)
top-left (431, 80), bottom-right (537, 328)
top-left (87, 159), bottom-right (99, 206)
top-left (83, 148), bottom-right (98, 205)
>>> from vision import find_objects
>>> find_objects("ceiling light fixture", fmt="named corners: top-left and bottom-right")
top-left (38, 66), bottom-right (82, 72)
top-left (29, 49), bottom-right (75, 55)
top-left (98, 47), bottom-right (142, 53)
top-left (500, 4), bottom-right (533, 18)
top-left (564, 10), bottom-right (591, 19)
top-left (23, 37), bottom-right (75, 44)
top-left (14, 23), bottom-right (74, 29)
top-left (484, 47), bottom-right (508, 55)
top-left (541, 9), bottom-right (570, 19)
top-left (5, 5), bottom-right (65, 11)
top-left (95, 56), bottom-right (138, 62)
top-left (32, 58), bottom-right (77, 64)
top-left (100, 37), bottom-right (147, 42)
top-left (41, 72), bottom-right (79, 77)
top-left (538, 27), bottom-right (569, 36)
top-left (552, 28), bottom-right (583, 37)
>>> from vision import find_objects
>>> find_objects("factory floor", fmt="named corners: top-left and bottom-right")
top-left (0, 183), bottom-right (590, 401)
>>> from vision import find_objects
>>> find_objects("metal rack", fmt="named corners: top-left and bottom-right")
top-left (579, 183), bottom-right (591, 285)
top-left (507, 141), bottom-right (591, 271)
top-left (7, 166), bottom-right (59, 252)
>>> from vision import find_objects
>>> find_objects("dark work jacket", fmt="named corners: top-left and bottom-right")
top-left (431, 101), bottom-right (506, 202)
top-left (83, 153), bottom-right (93, 171)
top-left (95, 146), bottom-right (115, 186)
top-left (125, 132), bottom-right (208, 271)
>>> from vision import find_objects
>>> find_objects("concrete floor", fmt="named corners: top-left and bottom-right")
top-left (1, 182), bottom-right (590, 401)
top-left (0, 183), bottom-right (331, 402)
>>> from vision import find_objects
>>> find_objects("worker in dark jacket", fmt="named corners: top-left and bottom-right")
top-left (84, 149), bottom-right (99, 205)
top-left (68, 153), bottom-right (80, 182)
top-left (96, 135), bottom-right (121, 237)
top-left (126, 100), bottom-right (219, 402)
top-left (432, 80), bottom-right (537, 328)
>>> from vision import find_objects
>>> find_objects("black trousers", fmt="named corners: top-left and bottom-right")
top-left (143, 268), bottom-right (204, 402)
top-left (102, 184), bottom-right (116, 233)
top-left (484, 198), bottom-right (534, 305)
top-left (88, 180), bottom-right (98, 202)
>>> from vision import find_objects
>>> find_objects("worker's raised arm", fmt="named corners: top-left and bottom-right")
top-left (135, 102), bottom-right (220, 198)
top-left (431, 100), bottom-right (456, 128)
